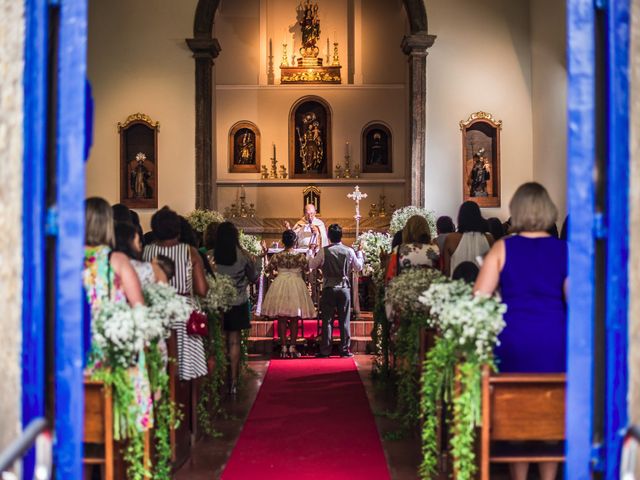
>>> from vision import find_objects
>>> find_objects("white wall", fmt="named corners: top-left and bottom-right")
top-left (425, 0), bottom-right (534, 221)
top-left (87, 0), bottom-right (198, 230)
top-left (530, 0), bottom-right (567, 220)
top-left (0, 0), bottom-right (24, 452)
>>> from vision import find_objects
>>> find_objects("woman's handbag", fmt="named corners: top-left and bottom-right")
top-left (186, 309), bottom-right (209, 336)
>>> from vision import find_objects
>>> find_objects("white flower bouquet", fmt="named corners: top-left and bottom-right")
top-left (202, 273), bottom-right (239, 314)
top-left (143, 283), bottom-right (191, 336)
top-left (92, 302), bottom-right (149, 368)
top-left (186, 209), bottom-right (225, 233)
top-left (389, 206), bottom-right (437, 238)
top-left (419, 282), bottom-right (507, 361)
top-left (354, 230), bottom-right (392, 277)
top-left (239, 230), bottom-right (262, 256)
top-left (385, 268), bottom-right (446, 319)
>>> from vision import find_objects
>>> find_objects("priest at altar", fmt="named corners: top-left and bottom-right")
top-left (285, 204), bottom-right (329, 248)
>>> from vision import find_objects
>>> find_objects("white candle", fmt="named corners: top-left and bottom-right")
top-left (345, 141), bottom-right (351, 156)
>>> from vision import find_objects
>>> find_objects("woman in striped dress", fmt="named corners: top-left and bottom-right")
top-left (143, 206), bottom-right (209, 380)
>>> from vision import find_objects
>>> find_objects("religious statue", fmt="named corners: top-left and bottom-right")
top-left (130, 152), bottom-right (151, 199)
top-left (469, 148), bottom-right (491, 197)
top-left (369, 132), bottom-right (384, 165)
top-left (297, 112), bottom-right (324, 172)
top-left (297, 0), bottom-right (321, 63)
top-left (238, 131), bottom-right (255, 164)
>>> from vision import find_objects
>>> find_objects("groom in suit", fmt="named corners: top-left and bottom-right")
top-left (309, 223), bottom-right (364, 357)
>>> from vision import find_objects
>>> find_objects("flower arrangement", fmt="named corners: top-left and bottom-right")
top-left (389, 206), bottom-right (437, 238)
top-left (186, 209), bottom-right (225, 233)
top-left (385, 268), bottom-right (446, 320)
top-left (202, 273), bottom-right (239, 313)
top-left (143, 283), bottom-right (191, 341)
top-left (417, 280), bottom-right (507, 480)
top-left (354, 230), bottom-right (392, 278)
top-left (239, 230), bottom-right (262, 257)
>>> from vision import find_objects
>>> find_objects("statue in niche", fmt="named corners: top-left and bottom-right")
top-left (362, 122), bottom-right (392, 173)
top-left (238, 131), bottom-right (255, 164)
top-left (468, 148), bottom-right (491, 197)
top-left (130, 152), bottom-right (152, 199)
top-left (297, 112), bottom-right (324, 172)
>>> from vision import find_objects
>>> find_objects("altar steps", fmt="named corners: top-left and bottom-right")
top-left (247, 313), bottom-right (375, 355)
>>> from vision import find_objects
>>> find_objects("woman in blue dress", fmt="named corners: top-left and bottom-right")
top-left (475, 182), bottom-right (567, 480)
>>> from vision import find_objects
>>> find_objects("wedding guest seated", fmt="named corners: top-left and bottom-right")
top-left (215, 222), bottom-right (265, 394)
top-left (143, 206), bottom-right (209, 381)
top-left (487, 217), bottom-right (506, 241)
top-left (474, 182), bottom-right (567, 480)
top-left (443, 201), bottom-right (494, 277)
top-left (386, 215), bottom-right (439, 282)
top-left (261, 230), bottom-right (316, 358)
top-left (451, 261), bottom-right (479, 283)
top-left (434, 215), bottom-right (455, 252)
top-left (115, 221), bottom-right (168, 285)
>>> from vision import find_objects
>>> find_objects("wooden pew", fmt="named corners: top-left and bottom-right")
top-left (480, 367), bottom-right (566, 480)
top-left (167, 331), bottom-right (192, 470)
top-left (83, 379), bottom-right (114, 480)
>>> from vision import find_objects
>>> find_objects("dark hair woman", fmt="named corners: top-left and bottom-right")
top-left (143, 206), bottom-right (208, 381)
top-left (442, 201), bottom-right (494, 277)
top-left (261, 230), bottom-right (315, 358)
top-left (214, 222), bottom-right (265, 393)
top-left (115, 221), bottom-right (168, 285)
top-left (487, 217), bottom-right (506, 241)
top-left (434, 215), bottom-right (455, 252)
top-left (112, 203), bottom-right (133, 225)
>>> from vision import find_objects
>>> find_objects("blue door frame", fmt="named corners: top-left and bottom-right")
top-left (566, 0), bottom-right (630, 478)
top-left (22, 0), bottom-right (88, 477)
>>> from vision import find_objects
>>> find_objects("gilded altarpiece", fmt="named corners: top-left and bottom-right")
top-left (460, 112), bottom-right (502, 208)
top-left (119, 113), bottom-right (159, 209)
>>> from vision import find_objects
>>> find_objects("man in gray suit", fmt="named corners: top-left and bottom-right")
top-left (309, 224), bottom-right (364, 357)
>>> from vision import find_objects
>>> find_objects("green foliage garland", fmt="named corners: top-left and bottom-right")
top-left (371, 287), bottom-right (391, 378)
top-left (198, 312), bottom-right (229, 437)
top-left (393, 314), bottom-right (423, 429)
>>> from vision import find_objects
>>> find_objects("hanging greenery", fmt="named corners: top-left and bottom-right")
top-left (418, 280), bottom-right (506, 480)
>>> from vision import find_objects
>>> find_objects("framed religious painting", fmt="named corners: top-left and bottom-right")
top-left (228, 121), bottom-right (261, 173)
top-left (361, 122), bottom-right (392, 173)
top-left (460, 111), bottom-right (502, 208)
top-left (289, 96), bottom-right (332, 179)
top-left (118, 113), bottom-right (159, 209)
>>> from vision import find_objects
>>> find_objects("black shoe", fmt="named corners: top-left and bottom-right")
top-left (315, 353), bottom-right (330, 358)
top-left (340, 352), bottom-right (354, 358)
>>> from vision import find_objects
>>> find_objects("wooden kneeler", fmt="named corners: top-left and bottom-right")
top-left (480, 366), bottom-right (566, 480)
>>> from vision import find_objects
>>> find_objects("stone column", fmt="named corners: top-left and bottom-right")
top-left (402, 33), bottom-right (435, 207)
top-left (186, 38), bottom-right (221, 210)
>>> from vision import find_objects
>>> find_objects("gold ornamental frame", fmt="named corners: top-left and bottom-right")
top-left (228, 121), bottom-right (261, 173)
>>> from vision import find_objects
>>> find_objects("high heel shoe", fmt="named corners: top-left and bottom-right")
top-left (289, 345), bottom-right (301, 359)
top-left (280, 345), bottom-right (288, 358)
top-left (229, 381), bottom-right (238, 397)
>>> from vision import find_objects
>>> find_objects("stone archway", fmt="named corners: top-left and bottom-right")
top-left (187, 0), bottom-right (435, 209)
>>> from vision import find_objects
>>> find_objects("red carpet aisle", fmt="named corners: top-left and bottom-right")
top-left (221, 358), bottom-right (391, 480)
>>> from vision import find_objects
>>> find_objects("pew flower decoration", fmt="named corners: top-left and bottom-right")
top-left (202, 273), bottom-right (239, 314)
top-left (186, 209), bottom-right (225, 233)
top-left (354, 231), bottom-right (392, 278)
top-left (389, 206), bottom-right (437, 238)
top-left (92, 302), bottom-right (149, 368)
top-left (239, 230), bottom-right (263, 257)
top-left (143, 283), bottom-right (191, 340)
top-left (385, 268), bottom-right (446, 320)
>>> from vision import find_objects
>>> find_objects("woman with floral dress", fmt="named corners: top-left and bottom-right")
top-left (262, 230), bottom-right (316, 358)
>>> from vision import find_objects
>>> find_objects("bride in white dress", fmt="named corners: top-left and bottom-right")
top-left (262, 230), bottom-right (316, 358)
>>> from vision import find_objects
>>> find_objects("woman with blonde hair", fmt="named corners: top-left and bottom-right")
top-left (474, 182), bottom-right (567, 480)
top-left (83, 197), bottom-right (143, 308)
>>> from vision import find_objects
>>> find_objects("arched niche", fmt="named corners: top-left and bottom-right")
top-left (288, 96), bottom-right (333, 179)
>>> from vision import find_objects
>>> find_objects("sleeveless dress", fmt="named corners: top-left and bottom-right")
top-left (83, 245), bottom-right (153, 431)
top-left (495, 235), bottom-right (568, 372)
top-left (143, 243), bottom-right (207, 380)
top-left (261, 251), bottom-right (316, 319)
top-left (450, 232), bottom-right (490, 276)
